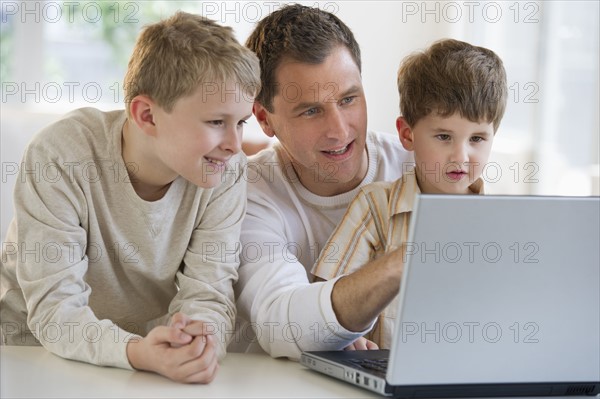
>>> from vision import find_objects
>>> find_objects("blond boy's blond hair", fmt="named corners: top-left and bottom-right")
top-left (124, 12), bottom-right (260, 116)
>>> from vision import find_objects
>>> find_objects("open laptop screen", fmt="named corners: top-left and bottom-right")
top-left (388, 195), bottom-right (600, 386)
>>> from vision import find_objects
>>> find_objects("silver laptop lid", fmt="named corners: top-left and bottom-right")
top-left (388, 195), bottom-right (600, 386)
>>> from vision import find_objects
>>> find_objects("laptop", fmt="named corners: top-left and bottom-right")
top-left (301, 195), bottom-right (600, 398)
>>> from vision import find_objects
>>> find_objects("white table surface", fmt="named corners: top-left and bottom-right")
top-left (3, 346), bottom-right (599, 399)
top-left (0, 346), bottom-right (378, 398)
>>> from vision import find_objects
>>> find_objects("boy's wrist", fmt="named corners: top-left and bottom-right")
top-left (126, 339), bottom-right (144, 371)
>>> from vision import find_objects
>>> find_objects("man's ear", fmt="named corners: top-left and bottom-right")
top-left (396, 116), bottom-right (414, 151)
top-left (129, 95), bottom-right (157, 137)
top-left (253, 102), bottom-right (276, 138)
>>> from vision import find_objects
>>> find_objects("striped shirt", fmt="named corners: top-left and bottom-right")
top-left (311, 167), bottom-right (484, 348)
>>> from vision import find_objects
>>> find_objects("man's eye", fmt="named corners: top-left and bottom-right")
top-left (302, 108), bottom-right (318, 116)
top-left (340, 96), bottom-right (355, 105)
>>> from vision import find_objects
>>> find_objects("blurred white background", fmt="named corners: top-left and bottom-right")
top-left (1, 1), bottom-right (599, 241)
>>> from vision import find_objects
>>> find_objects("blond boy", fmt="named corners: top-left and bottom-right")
top-left (0, 12), bottom-right (259, 383)
top-left (312, 39), bottom-right (508, 348)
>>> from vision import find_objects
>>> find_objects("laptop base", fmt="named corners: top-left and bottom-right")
top-left (301, 350), bottom-right (600, 398)
top-left (391, 382), bottom-right (600, 398)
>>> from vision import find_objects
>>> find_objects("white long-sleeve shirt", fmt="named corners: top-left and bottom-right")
top-left (0, 108), bottom-right (246, 368)
top-left (230, 131), bottom-right (413, 359)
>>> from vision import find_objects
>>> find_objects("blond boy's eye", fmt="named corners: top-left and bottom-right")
top-left (208, 120), bottom-right (224, 126)
top-left (436, 134), bottom-right (451, 141)
top-left (471, 136), bottom-right (484, 142)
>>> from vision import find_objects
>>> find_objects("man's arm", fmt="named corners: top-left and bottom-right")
top-left (236, 186), bottom-right (369, 359)
top-left (330, 248), bottom-right (404, 332)
top-left (312, 186), bottom-right (404, 334)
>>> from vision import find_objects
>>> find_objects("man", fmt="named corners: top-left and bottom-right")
top-left (230, 4), bottom-right (412, 359)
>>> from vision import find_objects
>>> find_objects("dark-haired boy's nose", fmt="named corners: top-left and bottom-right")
top-left (450, 143), bottom-right (469, 165)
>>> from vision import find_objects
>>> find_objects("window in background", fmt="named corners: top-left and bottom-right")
top-left (535, 1), bottom-right (599, 196)
top-left (2, 1), bottom-right (207, 110)
top-left (0, 6), bottom-right (13, 82)
top-left (463, 1), bottom-right (599, 196)
top-left (1, 1), bottom-right (598, 241)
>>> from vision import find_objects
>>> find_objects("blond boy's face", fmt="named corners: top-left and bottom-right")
top-left (397, 112), bottom-right (495, 194)
top-left (151, 82), bottom-right (254, 188)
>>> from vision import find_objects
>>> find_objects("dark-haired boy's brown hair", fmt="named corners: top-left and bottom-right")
top-left (397, 39), bottom-right (507, 131)
top-left (246, 4), bottom-right (361, 112)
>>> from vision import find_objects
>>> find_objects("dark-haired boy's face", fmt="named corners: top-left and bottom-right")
top-left (258, 46), bottom-right (368, 197)
top-left (398, 112), bottom-right (495, 194)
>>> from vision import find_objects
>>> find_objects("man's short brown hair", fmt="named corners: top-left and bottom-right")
top-left (245, 4), bottom-right (361, 112)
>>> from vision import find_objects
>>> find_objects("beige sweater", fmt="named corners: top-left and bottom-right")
top-left (0, 108), bottom-right (246, 369)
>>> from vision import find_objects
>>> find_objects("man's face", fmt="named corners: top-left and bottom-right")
top-left (255, 46), bottom-right (368, 196)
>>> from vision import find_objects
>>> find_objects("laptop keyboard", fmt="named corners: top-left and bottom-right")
top-left (346, 357), bottom-right (389, 374)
